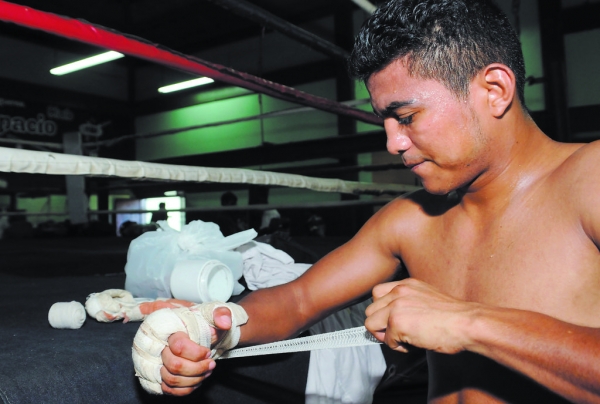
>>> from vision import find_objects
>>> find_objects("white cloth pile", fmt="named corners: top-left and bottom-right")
top-left (237, 241), bottom-right (311, 290)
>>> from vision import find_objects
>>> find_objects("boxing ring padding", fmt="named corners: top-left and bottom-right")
top-left (0, 236), bottom-right (313, 404)
top-left (0, 0), bottom-right (382, 127)
top-left (0, 147), bottom-right (419, 196)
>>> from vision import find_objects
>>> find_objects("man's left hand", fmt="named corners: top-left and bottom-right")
top-left (365, 278), bottom-right (480, 354)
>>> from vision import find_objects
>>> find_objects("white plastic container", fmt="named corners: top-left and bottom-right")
top-left (170, 259), bottom-right (234, 303)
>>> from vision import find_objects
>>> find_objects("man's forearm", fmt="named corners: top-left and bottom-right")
top-left (466, 306), bottom-right (600, 404)
top-left (236, 282), bottom-right (314, 346)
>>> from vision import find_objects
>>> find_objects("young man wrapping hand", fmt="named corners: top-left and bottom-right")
top-left (158, 1), bottom-right (600, 402)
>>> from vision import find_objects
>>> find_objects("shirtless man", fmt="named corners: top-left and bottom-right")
top-left (158, 0), bottom-right (600, 402)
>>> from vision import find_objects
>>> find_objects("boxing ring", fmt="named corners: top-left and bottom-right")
top-left (0, 3), bottom-right (428, 404)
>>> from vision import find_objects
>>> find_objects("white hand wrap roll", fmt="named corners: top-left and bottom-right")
top-left (48, 301), bottom-right (86, 329)
top-left (131, 301), bottom-right (248, 394)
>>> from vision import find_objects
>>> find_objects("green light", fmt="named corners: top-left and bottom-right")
top-left (158, 77), bottom-right (215, 93)
top-left (50, 51), bottom-right (124, 75)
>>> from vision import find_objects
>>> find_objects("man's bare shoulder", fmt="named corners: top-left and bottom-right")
top-left (346, 189), bottom-right (457, 261)
top-left (561, 138), bottom-right (600, 160)
top-left (550, 140), bottom-right (600, 239)
top-left (553, 140), bottom-right (600, 190)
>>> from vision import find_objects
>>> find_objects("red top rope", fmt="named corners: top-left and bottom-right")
top-left (0, 0), bottom-right (382, 126)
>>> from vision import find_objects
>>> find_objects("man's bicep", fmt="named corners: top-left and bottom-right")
top-left (294, 216), bottom-right (402, 321)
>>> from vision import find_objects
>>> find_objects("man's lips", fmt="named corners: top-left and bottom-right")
top-left (403, 159), bottom-right (425, 169)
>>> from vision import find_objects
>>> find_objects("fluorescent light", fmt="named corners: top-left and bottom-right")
top-left (164, 191), bottom-right (178, 196)
top-left (158, 77), bottom-right (215, 93)
top-left (50, 51), bottom-right (124, 76)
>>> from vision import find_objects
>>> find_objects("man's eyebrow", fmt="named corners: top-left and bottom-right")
top-left (372, 100), bottom-right (415, 118)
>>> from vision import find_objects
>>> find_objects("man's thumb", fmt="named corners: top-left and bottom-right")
top-left (213, 306), bottom-right (232, 330)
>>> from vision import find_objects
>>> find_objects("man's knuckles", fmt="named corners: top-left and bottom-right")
top-left (166, 332), bottom-right (190, 355)
top-left (373, 279), bottom-right (422, 299)
top-left (166, 333), bottom-right (208, 361)
top-left (160, 365), bottom-right (204, 387)
top-left (161, 382), bottom-right (198, 396)
top-left (372, 281), bottom-right (402, 298)
top-left (163, 353), bottom-right (186, 374)
top-left (161, 368), bottom-right (183, 386)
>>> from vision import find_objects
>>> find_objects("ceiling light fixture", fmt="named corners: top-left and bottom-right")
top-left (158, 77), bottom-right (215, 93)
top-left (50, 51), bottom-right (124, 76)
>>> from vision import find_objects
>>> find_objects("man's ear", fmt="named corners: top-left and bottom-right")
top-left (478, 63), bottom-right (516, 118)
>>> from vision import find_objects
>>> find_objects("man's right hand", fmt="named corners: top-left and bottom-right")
top-left (160, 306), bottom-right (233, 396)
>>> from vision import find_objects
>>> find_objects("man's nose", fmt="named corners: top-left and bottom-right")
top-left (385, 120), bottom-right (412, 155)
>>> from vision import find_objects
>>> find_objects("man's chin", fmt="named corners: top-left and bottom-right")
top-left (421, 181), bottom-right (454, 196)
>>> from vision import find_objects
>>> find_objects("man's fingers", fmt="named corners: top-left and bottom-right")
top-left (366, 291), bottom-right (395, 317)
top-left (160, 349), bottom-right (215, 384)
top-left (161, 341), bottom-right (216, 389)
top-left (364, 303), bottom-right (391, 339)
top-left (161, 384), bottom-right (198, 397)
top-left (162, 343), bottom-right (214, 376)
top-left (372, 278), bottom-right (432, 301)
top-left (365, 306), bottom-right (411, 353)
top-left (371, 280), bottom-right (404, 300)
top-left (167, 331), bottom-right (209, 361)
top-left (161, 331), bottom-right (218, 395)
top-left (156, 303), bottom-right (243, 396)
top-left (368, 278), bottom-right (429, 315)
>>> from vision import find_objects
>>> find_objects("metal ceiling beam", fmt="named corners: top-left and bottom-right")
top-left (203, 0), bottom-right (350, 61)
top-left (0, 1), bottom-right (382, 126)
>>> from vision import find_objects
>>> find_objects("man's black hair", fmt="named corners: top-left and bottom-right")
top-left (348, 0), bottom-right (527, 106)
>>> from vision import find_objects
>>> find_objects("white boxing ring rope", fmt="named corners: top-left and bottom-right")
top-left (0, 147), bottom-right (419, 196)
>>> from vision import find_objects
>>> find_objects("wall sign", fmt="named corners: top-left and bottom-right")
top-left (0, 96), bottom-right (102, 140)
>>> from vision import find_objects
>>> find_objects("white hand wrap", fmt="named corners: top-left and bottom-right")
top-left (131, 301), bottom-right (248, 394)
top-left (85, 289), bottom-right (150, 323)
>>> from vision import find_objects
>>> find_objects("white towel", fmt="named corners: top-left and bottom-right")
top-left (237, 241), bottom-right (311, 290)
top-left (306, 301), bottom-right (386, 404)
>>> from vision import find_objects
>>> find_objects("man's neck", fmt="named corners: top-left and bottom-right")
top-left (458, 118), bottom-right (558, 216)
